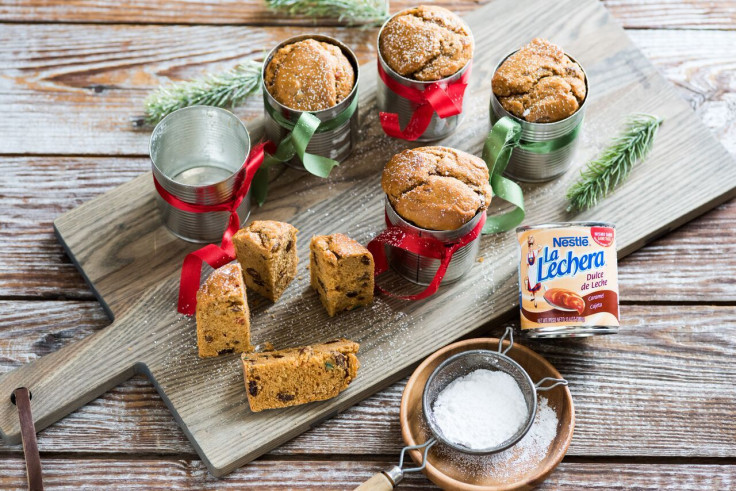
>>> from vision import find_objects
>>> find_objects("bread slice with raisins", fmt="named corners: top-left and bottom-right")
top-left (195, 263), bottom-right (252, 358)
top-left (233, 220), bottom-right (298, 302)
top-left (241, 338), bottom-right (359, 412)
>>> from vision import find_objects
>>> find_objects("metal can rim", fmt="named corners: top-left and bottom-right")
top-left (261, 33), bottom-right (361, 121)
top-left (385, 195), bottom-right (484, 241)
top-left (516, 222), bottom-right (616, 233)
top-left (149, 105), bottom-right (251, 196)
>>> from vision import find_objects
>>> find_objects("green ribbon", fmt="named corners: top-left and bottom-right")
top-left (253, 95), bottom-right (359, 205)
top-left (482, 116), bottom-right (526, 234)
top-left (481, 116), bottom-right (583, 234)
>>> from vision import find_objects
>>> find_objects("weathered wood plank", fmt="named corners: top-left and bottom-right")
top-left (0, 457), bottom-right (734, 490)
top-left (1, 303), bottom-right (734, 458)
top-left (0, 27), bottom-right (733, 156)
top-left (2, 155), bottom-right (734, 301)
top-left (0, 0), bottom-right (733, 29)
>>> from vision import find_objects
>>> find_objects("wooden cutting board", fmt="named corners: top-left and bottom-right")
top-left (1, 0), bottom-right (735, 478)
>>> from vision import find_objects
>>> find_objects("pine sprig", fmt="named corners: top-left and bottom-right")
top-left (566, 114), bottom-right (663, 212)
top-left (266, 0), bottom-right (389, 24)
top-left (144, 59), bottom-right (263, 125)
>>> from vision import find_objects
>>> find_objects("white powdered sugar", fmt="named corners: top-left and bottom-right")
top-left (432, 369), bottom-right (529, 450)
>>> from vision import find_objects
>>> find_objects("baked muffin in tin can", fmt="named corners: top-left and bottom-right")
top-left (490, 38), bottom-right (588, 182)
top-left (381, 146), bottom-right (491, 285)
top-left (262, 34), bottom-right (360, 170)
top-left (376, 6), bottom-right (474, 142)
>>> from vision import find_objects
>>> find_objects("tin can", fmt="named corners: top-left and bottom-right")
top-left (376, 11), bottom-right (473, 142)
top-left (490, 52), bottom-right (588, 182)
top-left (385, 197), bottom-right (482, 285)
top-left (517, 222), bottom-right (619, 338)
top-left (262, 34), bottom-right (360, 171)
top-left (150, 106), bottom-right (252, 243)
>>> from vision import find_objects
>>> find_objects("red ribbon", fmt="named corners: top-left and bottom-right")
top-left (377, 60), bottom-right (472, 141)
top-left (153, 141), bottom-right (274, 315)
top-left (367, 212), bottom-right (486, 300)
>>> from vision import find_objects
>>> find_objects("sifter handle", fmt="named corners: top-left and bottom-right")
top-left (355, 468), bottom-right (400, 491)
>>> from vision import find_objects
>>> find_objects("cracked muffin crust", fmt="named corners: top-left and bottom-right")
top-left (492, 38), bottom-right (587, 123)
top-left (241, 338), bottom-right (360, 412)
top-left (196, 263), bottom-right (252, 358)
top-left (382, 146), bottom-right (493, 231)
top-left (379, 5), bottom-right (473, 81)
top-left (265, 38), bottom-right (355, 112)
top-left (310, 234), bottom-right (374, 317)
top-left (233, 220), bottom-right (298, 302)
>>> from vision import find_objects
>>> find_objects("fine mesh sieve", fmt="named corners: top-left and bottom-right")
top-left (355, 327), bottom-right (567, 490)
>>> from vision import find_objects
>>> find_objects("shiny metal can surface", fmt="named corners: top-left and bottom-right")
top-left (517, 222), bottom-right (619, 339)
top-left (376, 10), bottom-right (473, 142)
top-left (150, 105), bottom-right (251, 243)
top-left (261, 34), bottom-right (360, 171)
top-left (385, 197), bottom-right (482, 285)
top-left (490, 52), bottom-right (588, 182)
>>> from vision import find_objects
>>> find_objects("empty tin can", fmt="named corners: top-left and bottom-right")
top-left (261, 34), bottom-right (360, 171)
top-left (150, 106), bottom-right (252, 243)
top-left (376, 10), bottom-right (473, 142)
top-left (517, 222), bottom-right (619, 338)
top-left (490, 52), bottom-right (588, 182)
top-left (385, 197), bottom-right (482, 285)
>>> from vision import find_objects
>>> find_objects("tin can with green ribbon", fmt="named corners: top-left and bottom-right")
top-left (489, 51), bottom-right (588, 182)
top-left (261, 34), bottom-right (360, 174)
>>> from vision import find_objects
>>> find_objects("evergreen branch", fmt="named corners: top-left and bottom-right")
top-left (144, 59), bottom-right (263, 125)
top-left (265, 0), bottom-right (389, 25)
top-left (566, 114), bottom-right (663, 212)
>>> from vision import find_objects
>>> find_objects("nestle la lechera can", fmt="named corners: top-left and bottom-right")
top-left (517, 222), bottom-right (620, 338)
top-left (262, 34), bottom-right (360, 170)
top-left (490, 51), bottom-right (588, 182)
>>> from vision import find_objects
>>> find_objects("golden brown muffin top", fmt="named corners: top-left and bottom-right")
top-left (234, 220), bottom-right (298, 254)
top-left (196, 263), bottom-right (245, 301)
top-left (379, 5), bottom-right (473, 81)
top-left (492, 38), bottom-right (587, 123)
top-left (382, 147), bottom-right (492, 231)
top-left (310, 234), bottom-right (372, 263)
top-left (265, 38), bottom-right (355, 112)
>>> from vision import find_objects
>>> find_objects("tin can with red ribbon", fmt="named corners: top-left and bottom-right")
top-left (384, 197), bottom-right (483, 285)
top-left (376, 10), bottom-right (473, 142)
top-left (150, 106), bottom-right (252, 243)
top-left (517, 222), bottom-right (619, 338)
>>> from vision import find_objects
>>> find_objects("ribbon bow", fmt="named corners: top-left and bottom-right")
top-left (377, 61), bottom-right (471, 141)
top-left (153, 141), bottom-right (273, 315)
top-left (253, 95), bottom-right (359, 205)
top-left (366, 212), bottom-right (487, 300)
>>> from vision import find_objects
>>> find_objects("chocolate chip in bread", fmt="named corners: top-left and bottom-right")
top-left (379, 5), bottom-right (473, 81)
top-left (492, 38), bottom-right (587, 123)
top-left (382, 146), bottom-right (492, 231)
top-left (265, 38), bottom-right (355, 112)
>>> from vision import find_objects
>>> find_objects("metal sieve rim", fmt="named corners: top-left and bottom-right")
top-left (421, 349), bottom-right (538, 455)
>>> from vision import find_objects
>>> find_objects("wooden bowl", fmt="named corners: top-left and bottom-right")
top-left (400, 338), bottom-right (574, 490)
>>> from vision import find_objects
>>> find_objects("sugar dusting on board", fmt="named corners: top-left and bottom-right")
top-left (432, 369), bottom-right (528, 450)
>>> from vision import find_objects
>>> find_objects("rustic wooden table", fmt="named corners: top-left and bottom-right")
top-left (1, 1), bottom-right (735, 489)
